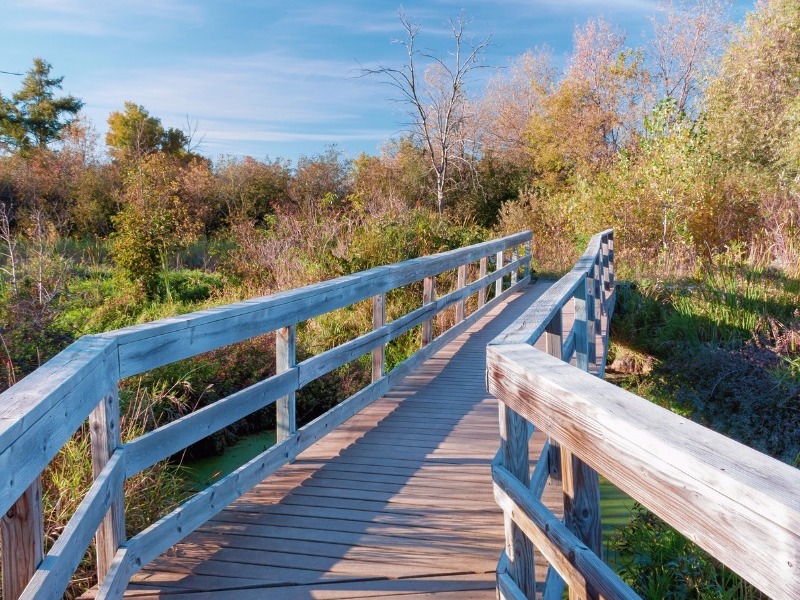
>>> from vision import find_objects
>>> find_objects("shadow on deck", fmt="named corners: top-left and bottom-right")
top-left (109, 282), bottom-right (560, 599)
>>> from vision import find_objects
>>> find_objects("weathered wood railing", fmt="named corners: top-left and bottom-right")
top-left (487, 229), bottom-right (800, 599)
top-left (0, 231), bottom-right (532, 600)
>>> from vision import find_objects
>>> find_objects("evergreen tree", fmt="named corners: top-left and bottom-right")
top-left (0, 58), bottom-right (83, 153)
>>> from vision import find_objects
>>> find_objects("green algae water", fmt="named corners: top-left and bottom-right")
top-left (184, 430), bottom-right (277, 491)
top-left (600, 476), bottom-right (636, 567)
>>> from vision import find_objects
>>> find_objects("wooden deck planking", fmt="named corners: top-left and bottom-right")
top-left (99, 280), bottom-right (600, 599)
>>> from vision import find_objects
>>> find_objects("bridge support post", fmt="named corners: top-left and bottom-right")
top-left (422, 277), bottom-right (436, 346)
top-left (89, 379), bottom-right (125, 582)
top-left (495, 251), bottom-right (504, 299)
top-left (372, 293), bottom-right (385, 382)
top-left (499, 402), bottom-right (537, 599)
top-left (1, 479), bottom-right (43, 600)
top-left (276, 325), bottom-right (296, 440)
top-left (478, 256), bottom-right (488, 308)
top-left (510, 248), bottom-right (518, 286)
top-left (456, 265), bottom-right (467, 323)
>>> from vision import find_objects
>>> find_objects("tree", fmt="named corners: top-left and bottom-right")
top-left (481, 48), bottom-right (557, 165)
top-left (0, 58), bottom-right (83, 153)
top-left (705, 0), bottom-right (800, 171)
top-left (526, 19), bottom-right (649, 185)
top-left (649, 0), bottom-right (730, 117)
top-left (362, 12), bottom-right (491, 214)
top-left (110, 154), bottom-right (202, 296)
top-left (106, 102), bottom-right (189, 161)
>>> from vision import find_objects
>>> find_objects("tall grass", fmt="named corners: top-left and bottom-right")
top-left (607, 249), bottom-right (799, 599)
top-left (38, 381), bottom-right (191, 598)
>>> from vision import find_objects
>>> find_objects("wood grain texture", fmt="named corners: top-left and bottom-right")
top-left (0, 335), bottom-right (118, 516)
top-left (487, 343), bottom-right (800, 600)
top-left (276, 325), bottom-right (296, 441)
top-left (1, 478), bottom-right (43, 600)
top-left (83, 282), bottom-right (557, 600)
top-left (89, 381), bottom-right (125, 582)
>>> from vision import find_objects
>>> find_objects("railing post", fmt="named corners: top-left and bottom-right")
top-left (510, 247), bottom-right (518, 286)
top-left (495, 250), bottom-right (504, 299)
top-left (372, 293), bottom-right (385, 382)
top-left (456, 264), bottom-right (467, 323)
top-left (422, 276), bottom-right (436, 346)
top-left (89, 378), bottom-right (125, 582)
top-left (524, 238), bottom-right (531, 280)
top-left (594, 255), bottom-right (603, 337)
top-left (478, 256), bottom-right (488, 308)
top-left (606, 232), bottom-right (614, 291)
top-left (586, 269), bottom-right (596, 370)
top-left (574, 278), bottom-right (589, 372)
top-left (499, 402), bottom-right (537, 599)
top-left (1, 479), bottom-right (43, 600)
top-left (544, 310), bottom-right (563, 484)
top-left (276, 325), bottom-right (296, 440)
top-left (560, 449), bottom-right (603, 600)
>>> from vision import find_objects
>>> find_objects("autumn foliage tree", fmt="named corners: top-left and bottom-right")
top-left (110, 154), bottom-right (202, 296)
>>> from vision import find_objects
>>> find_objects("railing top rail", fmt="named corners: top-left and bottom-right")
top-left (487, 343), bottom-right (800, 600)
top-left (0, 231), bottom-right (531, 516)
top-left (490, 228), bottom-right (612, 347)
top-left (105, 230), bottom-right (531, 377)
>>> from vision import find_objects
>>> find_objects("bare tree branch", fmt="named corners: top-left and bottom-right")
top-left (360, 11), bottom-right (491, 214)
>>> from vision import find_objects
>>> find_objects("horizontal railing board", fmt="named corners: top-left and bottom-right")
top-left (0, 335), bottom-right (117, 450)
top-left (96, 273), bottom-right (531, 596)
top-left (493, 461), bottom-right (638, 599)
top-left (487, 343), bottom-right (800, 600)
top-left (296, 257), bottom-right (525, 387)
top-left (20, 451), bottom-right (126, 600)
top-left (0, 338), bottom-right (118, 516)
top-left (123, 368), bottom-right (299, 477)
top-left (111, 232), bottom-right (531, 377)
top-left (490, 230), bottom-right (611, 347)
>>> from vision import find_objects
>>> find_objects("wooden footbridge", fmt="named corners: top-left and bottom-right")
top-left (1, 231), bottom-right (798, 599)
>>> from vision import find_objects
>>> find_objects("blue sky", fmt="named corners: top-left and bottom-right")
top-left (1, 0), bottom-right (754, 163)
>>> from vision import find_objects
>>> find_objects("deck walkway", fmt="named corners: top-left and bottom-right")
top-left (111, 281), bottom-right (566, 599)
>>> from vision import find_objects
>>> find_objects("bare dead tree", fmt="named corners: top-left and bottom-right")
top-left (362, 12), bottom-right (491, 214)
top-left (650, 0), bottom-right (731, 116)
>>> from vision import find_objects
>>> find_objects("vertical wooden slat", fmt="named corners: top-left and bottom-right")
top-left (561, 446), bottom-right (603, 600)
top-left (456, 264), bottom-right (467, 323)
top-left (495, 251), bottom-right (504, 299)
top-left (574, 278), bottom-right (588, 372)
top-left (499, 402), bottom-right (537, 599)
top-left (372, 293), bottom-right (385, 383)
top-left (594, 256), bottom-right (603, 337)
top-left (422, 276), bottom-right (436, 346)
top-left (510, 248), bottom-right (518, 286)
top-left (276, 325), bottom-right (296, 441)
top-left (586, 270), bottom-right (596, 369)
top-left (1, 479), bottom-right (43, 600)
top-left (478, 256), bottom-right (488, 308)
top-left (89, 381), bottom-right (125, 582)
top-left (606, 232), bottom-right (614, 291)
top-left (544, 310), bottom-right (563, 484)
top-left (523, 239), bottom-right (531, 280)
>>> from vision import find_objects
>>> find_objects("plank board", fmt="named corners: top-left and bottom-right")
top-left (83, 281), bottom-right (572, 599)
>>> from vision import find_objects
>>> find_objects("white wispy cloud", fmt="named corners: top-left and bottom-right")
top-left (6, 0), bottom-right (204, 36)
top-left (80, 48), bottom-right (392, 156)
